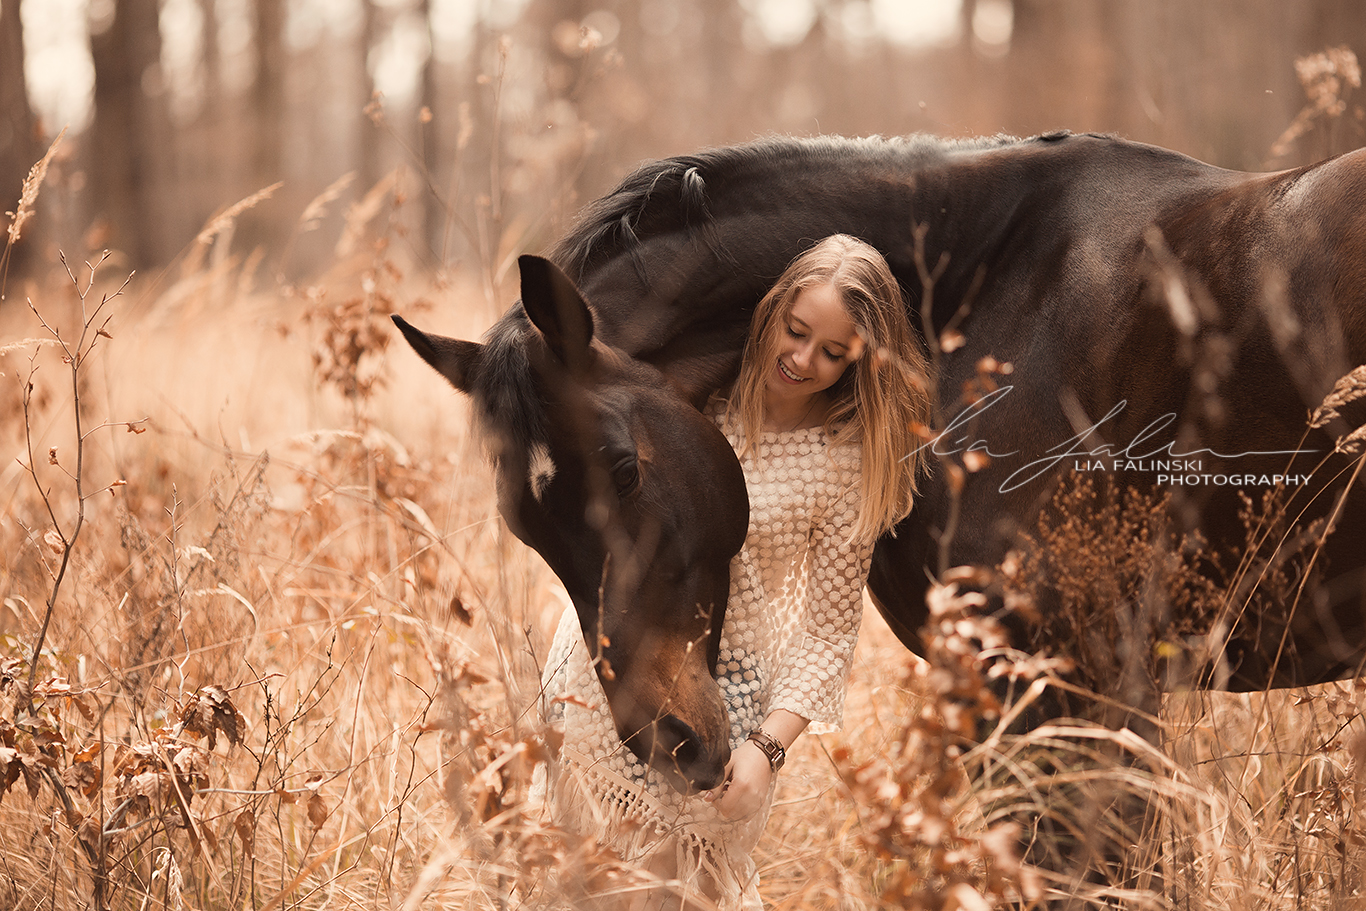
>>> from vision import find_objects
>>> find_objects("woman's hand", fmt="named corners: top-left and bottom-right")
top-left (701, 740), bottom-right (772, 819)
top-left (699, 712), bottom-right (807, 818)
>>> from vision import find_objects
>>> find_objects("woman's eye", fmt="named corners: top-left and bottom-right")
top-left (785, 325), bottom-right (805, 339)
top-left (823, 349), bottom-right (844, 361)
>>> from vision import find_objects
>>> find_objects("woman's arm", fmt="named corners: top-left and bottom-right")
top-left (703, 708), bottom-right (808, 818)
top-left (767, 477), bottom-right (873, 730)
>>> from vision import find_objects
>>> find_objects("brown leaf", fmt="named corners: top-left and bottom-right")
top-left (455, 661), bottom-right (491, 686)
top-left (70, 693), bottom-right (95, 721)
top-left (0, 747), bottom-right (21, 802)
top-left (172, 745), bottom-right (209, 793)
top-left (35, 678), bottom-right (72, 698)
top-left (234, 808), bottom-right (256, 858)
top-left (307, 792), bottom-right (329, 828)
top-left (43, 530), bottom-right (64, 555)
top-left (32, 724), bottom-right (66, 759)
top-left (63, 761), bottom-right (101, 798)
top-left (20, 755), bottom-right (43, 800)
top-left (448, 593), bottom-right (473, 626)
top-left (124, 770), bottom-right (170, 802)
top-left (112, 742), bottom-right (156, 778)
top-left (77, 813), bottom-right (102, 850)
top-left (179, 685), bottom-right (248, 750)
top-left (190, 813), bottom-right (219, 855)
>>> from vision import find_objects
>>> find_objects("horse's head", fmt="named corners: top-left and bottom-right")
top-left (393, 255), bottom-right (748, 791)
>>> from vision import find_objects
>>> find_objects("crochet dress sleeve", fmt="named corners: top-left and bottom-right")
top-left (766, 452), bottom-right (875, 733)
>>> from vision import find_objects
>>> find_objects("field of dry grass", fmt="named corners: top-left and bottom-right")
top-left (2, 162), bottom-right (1365, 911)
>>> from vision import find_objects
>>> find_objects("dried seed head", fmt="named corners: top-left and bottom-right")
top-left (1310, 364), bottom-right (1366, 428)
top-left (6, 128), bottom-right (66, 247)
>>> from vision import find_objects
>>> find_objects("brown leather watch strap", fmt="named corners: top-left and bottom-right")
top-left (746, 728), bottom-right (786, 772)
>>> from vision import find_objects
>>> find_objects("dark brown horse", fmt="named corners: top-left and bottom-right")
top-left (394, 256), bottom-right (747, 791)
top-left (396, 131), bottom-right (1366, 786)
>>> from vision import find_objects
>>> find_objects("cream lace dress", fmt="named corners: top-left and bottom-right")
top-left (539, 406), bottom-right (874, 910)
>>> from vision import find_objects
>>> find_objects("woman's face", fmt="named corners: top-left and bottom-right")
top-left (765, 281), bottom-right (866, 411)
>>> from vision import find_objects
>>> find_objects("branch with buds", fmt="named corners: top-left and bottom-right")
top-left (16, 252), bottom-right (144, 717)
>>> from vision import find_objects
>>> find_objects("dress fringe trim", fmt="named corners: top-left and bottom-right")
top-left (544, 748), bottom-right (759, 911)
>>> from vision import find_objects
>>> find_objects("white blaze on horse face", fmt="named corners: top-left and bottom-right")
top-left (529, 442), bottom-right (557, 501)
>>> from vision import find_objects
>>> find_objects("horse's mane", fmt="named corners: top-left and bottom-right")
top-left (549, 147), bottom-right (725, 284)
top-left (549, 133), bottom-right (1023, 283)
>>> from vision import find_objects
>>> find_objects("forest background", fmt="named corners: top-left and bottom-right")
top-left (4, 0), bottom-right (1365, 281)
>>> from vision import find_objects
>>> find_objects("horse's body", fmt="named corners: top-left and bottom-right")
top-left (399, 131), bottom-right (1366, 786)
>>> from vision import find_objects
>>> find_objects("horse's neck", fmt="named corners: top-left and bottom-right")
top-left (580, 136), bottom-right (1057, 383)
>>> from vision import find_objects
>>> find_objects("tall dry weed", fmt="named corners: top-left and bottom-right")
top-left (2, 128), bottom-right (68, 297)
top-left (1268, 46), bottom-right (1364, 165)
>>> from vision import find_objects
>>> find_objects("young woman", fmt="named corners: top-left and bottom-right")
top-left (539, 234), bottom-right (932, 909)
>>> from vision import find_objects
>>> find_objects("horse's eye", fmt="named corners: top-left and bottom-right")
top-left (611, 456), bottom-right (640, 495)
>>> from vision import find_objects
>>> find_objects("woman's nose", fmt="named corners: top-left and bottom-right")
top-left (792, 343), bottom-right (813, 370)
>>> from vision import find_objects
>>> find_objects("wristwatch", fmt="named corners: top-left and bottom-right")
top-left (746, 728), bottom-right (786, 772)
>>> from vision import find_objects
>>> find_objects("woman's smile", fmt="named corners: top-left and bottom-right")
top-left (776, 359), bottom-right (809, 384)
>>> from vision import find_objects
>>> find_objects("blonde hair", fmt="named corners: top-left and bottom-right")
top-left (728, 234), bottom-right (931, 545)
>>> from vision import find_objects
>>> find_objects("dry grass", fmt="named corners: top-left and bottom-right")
top-left (6, 231), bottom-right (1360, 907)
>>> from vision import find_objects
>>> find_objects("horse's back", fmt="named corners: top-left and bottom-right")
top-left (1280, 147), bottom-right (1366, 366)
top-left (870, 137), bottom-right (1366, 683)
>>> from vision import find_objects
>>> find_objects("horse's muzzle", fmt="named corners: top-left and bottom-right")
top-left (624, 713), bottom-right (732, 793)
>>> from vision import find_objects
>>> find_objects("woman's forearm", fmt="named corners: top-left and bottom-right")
top-left (760, 708), bottom-right (809, 750)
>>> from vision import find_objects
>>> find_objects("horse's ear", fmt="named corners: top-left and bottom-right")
top-left (518, 255), bottom-right (595, 373)
top-left (391, 315), bottom-right (483, 391)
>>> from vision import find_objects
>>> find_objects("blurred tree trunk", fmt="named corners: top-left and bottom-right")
top-left (253, 0), bottom-right (285, 183)
top-left (2, 0), bottom-right (41, 275)
top-left (198, 0), bottom-right (225, 210)
top-left (419, 0), bottom-right (442, 260)
top-left (359, 0), bottom-right (381, 192)
top-left (90, 0), bottom-right (173, 268)
top-left (699, 0), bottom-right (746, 145)
top-left (524, 0), bottom-right (593, 205)
top-left (1006, 0), bottom-right (1113, 133)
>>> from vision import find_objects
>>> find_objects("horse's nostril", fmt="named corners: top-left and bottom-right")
top-left (654, 714), bottom-right (728, 790)
top-left (657, 715), bottom-right (699, 758)
top-left (666, 721), bottom-right (700, 768)
top-left (622, 711), bottom-right (729, 792)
